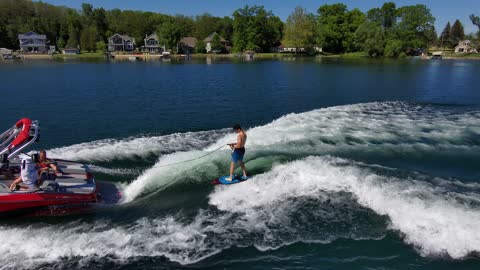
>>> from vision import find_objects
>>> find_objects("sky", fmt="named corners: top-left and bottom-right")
top-left (39, 0), bottom-right (480, 34)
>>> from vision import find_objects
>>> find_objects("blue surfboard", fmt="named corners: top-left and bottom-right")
top-left (212, 175), bottom-right (249, 185)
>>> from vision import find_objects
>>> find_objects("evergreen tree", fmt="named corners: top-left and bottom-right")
top-left (450, 19), bottom-right (465, 46)
top-left (439, 22), bottom-right (451, 48)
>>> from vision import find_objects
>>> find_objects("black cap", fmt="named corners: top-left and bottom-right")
top-left (233, 124), bottom-right (241, 130)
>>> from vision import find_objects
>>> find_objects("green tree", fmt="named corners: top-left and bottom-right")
top-left (316, 3), bottom-right (365, 53)
top-left (392, 4), bottom-right (436, 54)
top-left (96, 40), bottom-right (106, 52)
top-left (92, 8), bottom-right (108, 41)
top-left (66, 9), bottom-right (82, 47)
top-left (81, 3), bottom-right (93, 18)
top-left (384, 39), bottom-right (403, 57)
top-left (438, 22), bottom-right (451, 48)
top-left (157, 21), bottom-right (181, 52)
top-left (210, 34), bottom-right (224, 53)
top-left (355, 21), bottom-right (385, 57)
top-left (173, 15), bottom-right (195, 37)
top-left (195, 13), bottom-right (219, 39)
top-left (232, 5), bottom-right (283, 52)
top-left (471, 14), bottom-right (480, 36)
top-left (57, 37), bottom-right (66, 49)
top-left (366, 2), bottom-right (396, 33)
top-left (80, 25), bottom-right (98, 52)
top-left (283, 6), bottom-right (316, 53)
top-left (195, 39), bottom-right (206, 53)
top-left (450, 19), bottom-right (465, 46)
top-left (217, 17), bottom-right (234, 42)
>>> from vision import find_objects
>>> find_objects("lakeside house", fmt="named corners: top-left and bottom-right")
top-left (178, 37), bottom-right (197, 54)
top-left (108, 34), bottom-right (136, 52)
top-left (18, 31), bottom-right (49, 54)
top-left (455, 40), bottom-right (478, 53)
top-left (143, 33), bottom-right (162, 54)
top-left (62, 47), bottom-right (80, 55)
top-left (204, 32), bottom-right (227, 53)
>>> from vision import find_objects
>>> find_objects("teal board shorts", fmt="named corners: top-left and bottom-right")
top-left (232, 148), bottom-right (245, 163)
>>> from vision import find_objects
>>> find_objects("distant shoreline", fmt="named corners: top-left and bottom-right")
top-left (4, 52), bottom-right (480, 61)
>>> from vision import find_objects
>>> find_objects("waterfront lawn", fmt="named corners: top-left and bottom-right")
top-left (53, 51), bottom-right (104, 58)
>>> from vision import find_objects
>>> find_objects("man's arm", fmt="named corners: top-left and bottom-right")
top-left (9, 176), bottom-right (22, 190)
top-left (228, 134), bottom-right (242, 149)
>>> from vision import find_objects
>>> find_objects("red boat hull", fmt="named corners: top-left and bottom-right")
top-left (0, 192), bottom-right (98, 217)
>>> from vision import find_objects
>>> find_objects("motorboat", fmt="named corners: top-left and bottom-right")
top-left (0, 118), bottom-right (121, 217)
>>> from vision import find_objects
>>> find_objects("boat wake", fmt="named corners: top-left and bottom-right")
top-left (7, 102), bottom-right (474, 268)
top-left (1, 156), bottom-right (479, 269)
top-left (122, 102), bottom-right (480, 201)
top-left (47, 129), bottom-right (230, 162)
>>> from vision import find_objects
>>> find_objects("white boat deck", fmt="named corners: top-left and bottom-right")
top-left (0, 159), bottom-right (96, 194)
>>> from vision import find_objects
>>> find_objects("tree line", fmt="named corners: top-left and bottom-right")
top-left (0, 0), bottom-right (479, 56)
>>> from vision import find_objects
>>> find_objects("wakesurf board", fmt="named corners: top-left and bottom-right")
top-left (211, 175), bottom-right (249, 185)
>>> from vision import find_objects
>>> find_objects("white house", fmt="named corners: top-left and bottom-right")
top-left (455, 40), bottom-right (478, 53)
top-left (204, 32), bottom-right (226, 53)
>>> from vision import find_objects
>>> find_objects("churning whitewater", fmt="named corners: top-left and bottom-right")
top-left (2, 102), bottom-right (478, 269)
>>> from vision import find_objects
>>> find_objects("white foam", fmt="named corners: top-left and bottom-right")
top-left (0, 216), bottom-right (226, 268)
top-left (89, 165), bottom-right (142, 177)
top-left (124, 102), bottom-right (480, 202)
top-left (209, 156), bottom-right (480, 258)
top-left (46, 129), bottom-right (229, 162)
top-left (1, 156), bottom-right (479, 268)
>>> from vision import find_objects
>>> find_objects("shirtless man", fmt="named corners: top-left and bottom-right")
top-left (226, 124), bottom-right (247, 181)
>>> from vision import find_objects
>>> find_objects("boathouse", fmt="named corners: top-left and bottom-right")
top-left (108, 34), bottom-right (136, 52)
top-left (18, 31), bottom-right (48, 53)
top-left (62, 47), bottom-right (80, 55)
top-left (179, 37), bottom-right (197, 54)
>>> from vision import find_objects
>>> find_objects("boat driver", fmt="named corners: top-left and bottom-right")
top-left (9, 154), bottom-right (38, 191)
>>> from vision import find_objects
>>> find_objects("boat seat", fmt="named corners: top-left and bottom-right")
top-left (40, 180), bottom-right (59, 191)
top-left (0, 183), bottom-right (11, 192)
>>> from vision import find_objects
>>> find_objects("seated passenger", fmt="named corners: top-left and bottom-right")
top-left (37, 150), bottom-right (63, 175)
top-left (9, 155), bottom-right (38, 191)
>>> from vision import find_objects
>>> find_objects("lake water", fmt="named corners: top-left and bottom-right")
top-left (1, 57), bottom-right (480, 269)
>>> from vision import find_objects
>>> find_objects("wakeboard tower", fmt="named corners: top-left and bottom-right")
top-left (0, 118), bottom-right (121, 217)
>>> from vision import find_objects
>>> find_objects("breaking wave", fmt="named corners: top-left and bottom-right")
top-left (1, 156), bottom-right (479, 269)
top-left (123, 102), bottom-right (480, 201)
